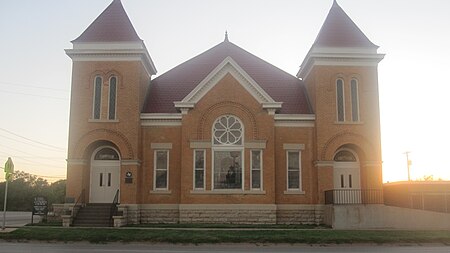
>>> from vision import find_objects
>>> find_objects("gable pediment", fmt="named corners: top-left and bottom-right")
top-left (174, 56), bottom-right (282, 114)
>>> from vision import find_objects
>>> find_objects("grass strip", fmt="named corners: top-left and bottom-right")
top-left (1, 227), bottom-right (450, 244)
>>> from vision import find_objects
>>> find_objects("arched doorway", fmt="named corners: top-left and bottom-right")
top-left (333, 149), bottom-right (360, 190)
top-left (89, 146), bottom-right (120, 203)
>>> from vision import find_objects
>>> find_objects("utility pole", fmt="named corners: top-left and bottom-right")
top-left (404, 151), bottom-right (411, 181)
top-left (2, 157), bottom-right (14, 230)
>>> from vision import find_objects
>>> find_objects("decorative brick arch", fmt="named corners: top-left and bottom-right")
top-left (197, 101), bottom-right (258, 140)
top-left (73, 129), bottom-right (134, 159)
top-left (321, 131), bottom-right (376, 161)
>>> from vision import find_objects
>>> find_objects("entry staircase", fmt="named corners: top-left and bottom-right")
top-left (72, 203), bottom-right (117, 227)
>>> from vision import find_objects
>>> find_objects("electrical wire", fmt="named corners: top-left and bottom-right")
top-left (0, 127), bottom-right (65, 151)
top-left (0, 81), bottom-right (69, 92)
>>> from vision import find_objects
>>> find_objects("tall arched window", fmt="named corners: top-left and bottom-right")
top-left (93, 76), bottom-right (102, 119)
top-left (336, 79), bottom-right (345, 122)
top-left (350, 79), bottom-right (359, 122)
top-left (212, 115), bottom-right (244, 190)
top-left (108, 76), bottom-right (117, 120)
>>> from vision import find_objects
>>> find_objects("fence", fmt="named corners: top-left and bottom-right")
top-left (325, 189), bottom-right (383, 205)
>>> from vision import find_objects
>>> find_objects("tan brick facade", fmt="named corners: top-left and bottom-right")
top-left (65, 0), bottom-right (384, 224)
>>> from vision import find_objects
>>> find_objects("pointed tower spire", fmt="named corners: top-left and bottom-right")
top-left (313, 1), bottom-right (377, 48)
top-left (224, 31), bottom-right (229, 42)
top-left (73, 0), bottom-right (141, 42)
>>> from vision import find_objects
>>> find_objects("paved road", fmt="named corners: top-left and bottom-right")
top-left (0, 243), bottom-right (449, 253)
top-left (0, 211), bottom-right (40, 227)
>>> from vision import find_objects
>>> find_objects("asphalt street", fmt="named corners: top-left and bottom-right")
top-left (0, 243), bottom-right (449, 253)
top-left (0, 211), bottom-right (40, 227)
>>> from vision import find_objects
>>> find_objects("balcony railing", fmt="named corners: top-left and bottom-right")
top-left (325, 189), bottom-right (383, 205)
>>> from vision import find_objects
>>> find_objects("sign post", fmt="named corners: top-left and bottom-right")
top-left (31, 196), bottom-right (48, 224)
top-left (2, 157), bottom-right (14, 230)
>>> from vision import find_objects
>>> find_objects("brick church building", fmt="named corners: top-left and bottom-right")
top-left (65, 0), bottom-right (384, 224)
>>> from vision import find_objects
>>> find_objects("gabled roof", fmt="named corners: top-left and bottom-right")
top-left (143, 39), bottom-right (312, 114)
top-left (72, 0), bottom-right (142, 43)
top-left (313, 1), bottom-right (377, 48)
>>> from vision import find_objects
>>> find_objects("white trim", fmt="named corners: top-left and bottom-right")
top-left (151, 143), bottom-right (173, 149)
top-left (121, 159), bottom-right (141, 166)
top-left (274, 121), bottom-right (315, 127)
top-left (193, 149), bottom-right (206, 190)
top-left (244, 140), bottom-right (267, 149)
top-left (140, 113), bottom-right (182, 127)
top-left (297, 46), bottom-right (385, 79)
top-left (274, 114), bottom-right (315, 121)
top-left (88, 119), bottom-right (120, 123)
top-left (153, 150), bottom-right (169, 191)
top-left (66, 159), bottom-right (87, 166)
top-left (89, 146), bottom-right (121, 203)
top-left (107, 76), bottom-right (118, 120)
top-left (190, 141), bottom-right (211, 149)
top-left (283, 144), bottom-right (305, 150)
top-left (336, 78), bottom-right (345, 122)
top-left (314, 161), bottom-right (334, 167)
top-left (67, 41), bottom-right (157, 76)
top-left (250, 149), bottom-right (263, 191)
top-left (150, 190), bottom-right (172, 195)
top-left (174, 56), bottom-right (282, 112)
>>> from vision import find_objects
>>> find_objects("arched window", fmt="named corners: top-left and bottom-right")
top-left (336, 79), bottom-right (345, 122)
top-left (334, 150), bottom-right (357, 162)
top-left (350, 79), bottom-right (359, 122)
top-left (108, 76), bottom-right (117, 120)
top-left (94, 147), bottom-right (119, 160)
top-left (212, 115), bottom-right (244, 190)
top-left (93, 76), bottom-right (102, 119)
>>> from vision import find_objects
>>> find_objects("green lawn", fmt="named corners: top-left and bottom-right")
top-left (1, 227), bottom-right (450, 244)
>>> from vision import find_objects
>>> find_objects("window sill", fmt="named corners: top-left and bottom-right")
top-left (150, 190), bottom-right (172, 195)
top-left (88, 119), bottom-right (120, 123)
top-left (284, 190), bottom-right (306, 195)
top-left (190, 190), bottom-right (266, 195)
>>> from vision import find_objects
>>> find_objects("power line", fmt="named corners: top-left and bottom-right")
top-left (0, 127), bottom-right (65, 151)
top-left (0, 81), bottom-right (69, 92)
top-left (0, 89), bottom-right (68, 101)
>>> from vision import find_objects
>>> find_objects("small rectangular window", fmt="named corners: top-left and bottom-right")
top-left (287, 151), bottom-right (301, 190)
top-left (349, 174), bottom-right (353, 188)
top-left (194, 150), bottom-right (205, 190)
top-left (154, 150), bottom-right (169, 190)
top-left (251, 150), bottom-right (262, 190)
top-left (340, 174), bottom-right (345, 188)
top-left (108, 173), bottom-right (111, 187)
top-left (99, 172), bottom-right (103, 187)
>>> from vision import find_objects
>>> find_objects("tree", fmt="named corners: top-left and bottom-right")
top-left (0, 171), bottom-right (66, 211)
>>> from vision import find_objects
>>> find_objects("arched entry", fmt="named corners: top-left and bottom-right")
top-left (333, 149), bottom-right (360, 190)
top-left (89, 146), bottom-right (120, 203)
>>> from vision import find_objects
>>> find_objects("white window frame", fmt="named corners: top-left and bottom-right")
top-left (250, 149), bottom-right (263, 191)
top-left (92, 76), bottom-right (102, 119)
top-left (336, 78), bottom-right (345, 122)
top-left (193, 149), bottom-right (206, 190)
top-left (108, 76), bottom-right (118, 120)
top-left (211, 115), bottom-right (245, 191)
top-left (153, 150), bottom-right (169, 191)
top-left (286, 150), bottom-right (302, 191)
top-left (350, 78), bottom-right (360, 122)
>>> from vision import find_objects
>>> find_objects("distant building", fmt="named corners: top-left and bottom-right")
top-left (65, 0), bottom-right (384, 224)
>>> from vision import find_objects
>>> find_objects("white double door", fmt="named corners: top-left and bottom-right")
top-left (90, 162), bottom-right (120, 203)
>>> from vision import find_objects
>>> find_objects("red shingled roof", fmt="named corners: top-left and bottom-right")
top-left (313, 1), bottom-right (377, 48)
top-left (73, 0), bottom-right (141, 43)
top-left (143, 40), bottom-right (312, 114)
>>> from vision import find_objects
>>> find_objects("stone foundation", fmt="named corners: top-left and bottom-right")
top-left (140, 204), bottom-right (179, 224)
top-left (276, 204), bottom-right (325, 225)
top-left (179, 204), bottom-right (277, 224)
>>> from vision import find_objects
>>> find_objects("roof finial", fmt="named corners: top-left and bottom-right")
top-left (224, 30), bottom-right (229, 42)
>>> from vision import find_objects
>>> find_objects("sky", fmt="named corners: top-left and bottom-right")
top-left (0, 0), bottom-right (450, 183)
